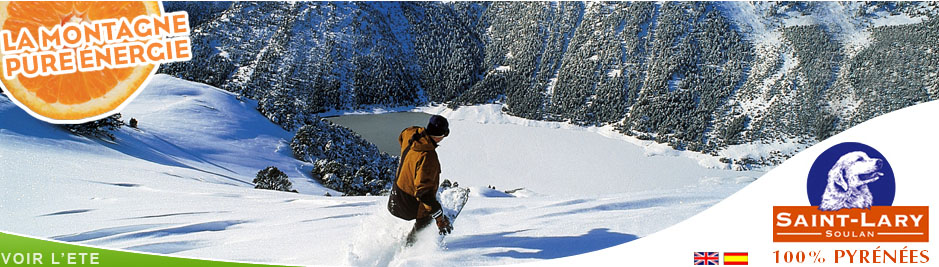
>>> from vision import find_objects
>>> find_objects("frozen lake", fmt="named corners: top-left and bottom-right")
top-left (325, 112), bottom-right (433, 154)
top-left (329, 105), bottom-right (764, 196)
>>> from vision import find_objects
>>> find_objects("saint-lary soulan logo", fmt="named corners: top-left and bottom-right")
top-left (774, 142), bottom-right (928, 242)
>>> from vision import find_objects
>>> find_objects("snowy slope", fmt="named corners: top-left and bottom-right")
top-left (0, 75), bottom-right (763, 266)
top-left (117, 75), bottom-right (329, 195)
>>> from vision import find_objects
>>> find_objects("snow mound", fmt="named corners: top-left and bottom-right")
top-left (470, 187), bottom-right (514, 198)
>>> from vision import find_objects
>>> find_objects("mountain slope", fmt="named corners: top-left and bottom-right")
top-left (0, 75), bottom-right (761, 266)
top-left (0, 74), bottom-right (329, 196)
top-left (160, 1), bottom-right (938, 167)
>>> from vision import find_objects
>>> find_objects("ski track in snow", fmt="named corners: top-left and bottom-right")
top-left (0, 75), bottom-right (762, 266)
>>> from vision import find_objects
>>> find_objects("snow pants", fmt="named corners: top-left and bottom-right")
top-left (406, 216), bottom-right (432, 245)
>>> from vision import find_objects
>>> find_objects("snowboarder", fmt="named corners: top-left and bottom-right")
top-left (387, 115), bottom-right (453, 245)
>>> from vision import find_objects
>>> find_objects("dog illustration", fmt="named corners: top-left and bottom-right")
top-left (819, 151), bottom-right (883, 211)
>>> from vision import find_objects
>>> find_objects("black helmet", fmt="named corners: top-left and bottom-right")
top-left (426, 115), bottom-right (449, 137)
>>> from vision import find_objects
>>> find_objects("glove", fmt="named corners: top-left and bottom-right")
top-left (435, 215), bottom-right (452, 235)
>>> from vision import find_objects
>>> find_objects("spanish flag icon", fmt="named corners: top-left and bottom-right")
top-left (723, 252), bottom-right (748, 265)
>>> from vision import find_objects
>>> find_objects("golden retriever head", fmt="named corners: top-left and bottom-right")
top-left (828, 151), bottom-right (883, 192)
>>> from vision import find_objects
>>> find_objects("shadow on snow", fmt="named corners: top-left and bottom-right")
top-left (447, 228), bottom-right (638, 260)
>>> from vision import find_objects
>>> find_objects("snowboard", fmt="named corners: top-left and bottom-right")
top-left (436, 179), bottom-right (470, 235)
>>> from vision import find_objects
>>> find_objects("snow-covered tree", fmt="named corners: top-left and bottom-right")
top-left (62, 114), bottom-right (125, 141)
top-left (291, 119), bottom-right (395, 196)
top-left (253, 166), bottom-right (295, 192)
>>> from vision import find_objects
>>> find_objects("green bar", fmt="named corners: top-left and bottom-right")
top-left (0, 232), bottom-right (292, 266)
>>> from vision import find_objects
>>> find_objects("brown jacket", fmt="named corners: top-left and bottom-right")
top-left (387, 126), bottom-right (441, 220)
